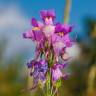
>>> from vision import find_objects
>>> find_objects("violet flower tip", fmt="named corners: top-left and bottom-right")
top-left (23, 33), bottom-right (27, 38)
top-left (27, 62), bottom-right (32, 68)
top-left (31, 18), bottom-right (38, 27)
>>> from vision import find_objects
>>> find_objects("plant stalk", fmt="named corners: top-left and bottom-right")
top-left (64, 0), bottom-right (71, 24)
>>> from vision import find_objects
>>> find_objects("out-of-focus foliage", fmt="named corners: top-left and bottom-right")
top-left (0, 39), bottom-right (28, 96)
top-left (83, 17), bottom-right (96, 38)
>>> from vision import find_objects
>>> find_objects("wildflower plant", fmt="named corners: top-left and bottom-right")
top-left (23, 10), bottom-right (76, 96)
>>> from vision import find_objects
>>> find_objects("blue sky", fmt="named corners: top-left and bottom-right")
top-left (1, 0), bottom-right (96, 19)
top-left (0, 0), bottom-right (96, 59)
top-left (1, 0), bottom-right (96, 26)
top-left (1, 0), bottom-right (96, 34)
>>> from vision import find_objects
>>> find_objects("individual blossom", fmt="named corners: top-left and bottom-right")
top-left (40, 10), bottom-right (55, 25)
top-left (55, 23), bottom-right (73, 47)
top-left (52, 34), bottom-right (66, 55)
top-left (52, 34), bottom-right (73, 62)
top-left (23, 18), bottom-right (47, 59)
top-left (23, 18), bottom-right (44, 41)
top-left (23, 29), bottom-right (44, 42)
top-left (51, 63), bottom-right (68, 82)
top-left (55, 23), bottom-right (72, 35)
top-left (31, 18), bottom-right (39, 27)
top-left (23, 30), bottom-right (45, 60)
top-left (27, 59), bottom-right (48, 86)
top-left (40, 10), bottom-right (55, 38)
top-left (51, 23), bottom-right (73, 61)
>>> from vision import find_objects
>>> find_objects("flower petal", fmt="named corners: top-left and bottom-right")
top-left (31, 18), bottom-right (38, 27)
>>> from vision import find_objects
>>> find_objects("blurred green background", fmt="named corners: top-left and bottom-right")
top-left (0, 0), bottom-right (96, 96)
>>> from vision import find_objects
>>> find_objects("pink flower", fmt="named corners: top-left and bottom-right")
top-left (23, 29), bottom-right (44, 42)
top-left (52, 63), bottom-right (68, 82)
top-left (52, 34), bottom-right (65, 57)
top-left (40, 10), bottom-right (55, 25)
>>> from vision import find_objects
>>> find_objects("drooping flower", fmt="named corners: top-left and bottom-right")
top-left (52, 34), bottom-right (65, 54)
top-left (40, 10), bottom-right (55, 25)
top-left (51, 63), bottom-right (68, 82)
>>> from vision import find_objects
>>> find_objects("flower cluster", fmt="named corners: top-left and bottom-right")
top-left (23, 10), bottom-right (75, 90)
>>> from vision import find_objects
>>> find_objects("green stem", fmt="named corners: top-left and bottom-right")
top-left (52, 88), bottom-right (58, 96)
top-left (51, 85), bottom-right (53, 96)
top-left (64, 0), bottom-right (71, 24)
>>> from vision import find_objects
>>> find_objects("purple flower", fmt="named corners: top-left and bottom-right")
top-left (52, 34), bottom-right (65, 56)
top-left (23, 10), bottom-right (76, 89)
top-left (39, 59), bottom-right (48, 73)
top-left (31, 18), bottom-right (38, 27)
top-left (27, 60), bottom-right (36, 68)
top-left (51, 63), bottom-right (68, 82)
top-left (55, 23), bottom-right (73, 35)
top-left (23, 29), bottom-right (44, 42)
top-left (63, 34), bottom-right (72, 47)
top-left (27, 59), bottom-right (48, 84)
top-left (23, 18), bottom-right (44, 42)
top-left (40, 10), bottom-right (55, 25)
top-left (23, 29), bottom-right (33, 39)
top-left (31, 18), bottom-right (44, 27)
top-left (55, 23), bottom-right (73, 47)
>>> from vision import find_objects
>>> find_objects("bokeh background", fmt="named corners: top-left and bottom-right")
top-left (0, 0), bottom-right (96, 96)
